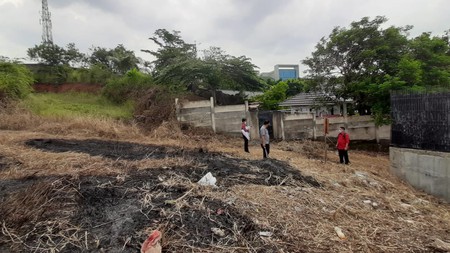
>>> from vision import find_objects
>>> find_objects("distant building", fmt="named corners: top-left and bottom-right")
top-left (261, 64), bottom-right (300, 81)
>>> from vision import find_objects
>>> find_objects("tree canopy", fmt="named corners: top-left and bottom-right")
top-left (142, 29), bottom-right (265, 97)
top-left (28, 43), bottom-right (85, 66)
top-left (89, 44), bottom-right (140, 74)
top-left (303, 16), bottom-right (450, 120)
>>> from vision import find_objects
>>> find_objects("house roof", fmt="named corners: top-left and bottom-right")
top-left (279, 93), bottom-right (352, 107)
top-left (219, 89), bottom-right (263, 98)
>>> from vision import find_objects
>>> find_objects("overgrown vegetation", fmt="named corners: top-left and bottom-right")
top-left (0, 61), bottom-right (34, 101)
top-left (22, 92), bottom-right (134, 119)
top-left (102, 68), bottom-right (154, 104)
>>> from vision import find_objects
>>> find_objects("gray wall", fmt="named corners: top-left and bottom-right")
top-left (390, 147), bottom-right (450, 202)
top-left (176, 98), bottom-right (390, 142)
top-left (176, 99), bottom-right (259, 138)
top-left (281, 114), bottom-right (390, 141)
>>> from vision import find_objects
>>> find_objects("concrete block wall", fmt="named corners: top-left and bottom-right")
top-left (176, 98), bottom-right (250, 137)
top-left (390, 147), bottom-right (450, 202)
top-left (176, 98), bottom-right (391, 142)
top-left (281, 115), bottom-right (390, 141)
top-left (215, 105), bottom-right (247, 136)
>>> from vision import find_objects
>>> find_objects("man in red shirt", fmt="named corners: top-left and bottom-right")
top-left (336, 126), bottom-right (350, 164)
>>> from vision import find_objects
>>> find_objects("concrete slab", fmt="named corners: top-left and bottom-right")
top-left (430, 177), bottom-right (448, 199)
top-left (418, 173), bottom-right (433, 193)
top-left (405, 170), bottom-right (420, 187)
top-left (418, 154), bottom-right (435, 173)
top-left (403, 151), bottom-right (418, 172)
top-left (434, 157), bottom-right (449, 178)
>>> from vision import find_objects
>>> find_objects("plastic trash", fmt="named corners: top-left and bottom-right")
top-left (259, 231), bottom-right (273, 237)
top-left (334, 226), bottom-right (346, 240)
top-left (198, 172), bottom-right (217, 186)
top-left (211, 227), bottom-right (225, 237)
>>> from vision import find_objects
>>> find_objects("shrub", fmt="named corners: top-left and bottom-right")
top-left (0, 62), bottom-right (34, 100)
top-left (102, 68), bottom-right (153, 104)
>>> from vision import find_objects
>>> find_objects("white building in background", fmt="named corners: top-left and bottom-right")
top-left (261, 64), bottom-right (300, 81)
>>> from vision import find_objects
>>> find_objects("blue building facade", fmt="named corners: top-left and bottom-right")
top-left (261, 64), bottom-right (300, 81)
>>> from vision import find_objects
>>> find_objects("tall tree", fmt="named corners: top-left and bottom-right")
top-left (408, 33), bottom-right (450, 87)
top-left (143, 29), bottom-right (264, 98)
top-left (303, 16), bottom-right (411, 115)
top-left (142, 29), bottom-right (197, 76)
top-left (27, 43), bottom-right (85, 66)
top-left (89, 44), bottom-right (139, 74)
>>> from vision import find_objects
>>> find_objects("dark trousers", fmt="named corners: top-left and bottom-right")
top-left (338, 149), bottom-right (349, 164)
top-left (261, 144), bottom-right (270, 158)
top-left (242, 134), bottom-right (249, 152)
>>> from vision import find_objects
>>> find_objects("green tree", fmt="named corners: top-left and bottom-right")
top-left (253, 81), bottom-right (289, 110)
top-left (89, 44), bottom-right (140, 74)
top-left (142, 29), bottom-right (197, 75)
top-left (0, 61), bottom-right (34, 100)
top-left (303, 16), bottom-right (411, 115)
top-left (143, 29), bottom-right (264, 98)
top-left (27, 43), bottom-right (85, 66)
top-left (199, 46), bottom-right (264, 102)
top-left (408, 33), bottom-right (450, 87)
top-left (27, 43), bottom-right (66, 65)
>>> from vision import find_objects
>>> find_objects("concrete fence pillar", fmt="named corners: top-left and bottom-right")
top-left (312, 113), bottom-right (317, 140)
top-left (210, 97), bottom-right (216, 133)
top-left (175, 98), bottom-right (180, 121)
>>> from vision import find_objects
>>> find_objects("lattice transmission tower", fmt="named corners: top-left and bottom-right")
top-left (40, 0), bottom-right (53, 44)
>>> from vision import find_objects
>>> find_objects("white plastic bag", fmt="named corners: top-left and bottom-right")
top-left (198, 172), bottom-right (217, 187)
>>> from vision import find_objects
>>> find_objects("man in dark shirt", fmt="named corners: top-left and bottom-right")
top-left (260, 120), bottom-right (270, 159)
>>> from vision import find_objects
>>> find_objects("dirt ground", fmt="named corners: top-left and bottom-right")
top-left (1, 128), bottom-right (450, 253)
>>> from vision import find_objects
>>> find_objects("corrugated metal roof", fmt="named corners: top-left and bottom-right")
top-left (279, 93), bottom-right (346, 107)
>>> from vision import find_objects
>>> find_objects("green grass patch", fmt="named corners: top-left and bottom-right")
top-left (22, 92), bottom-right (134, 120)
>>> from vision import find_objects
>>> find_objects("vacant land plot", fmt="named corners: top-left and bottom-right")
top-left (0, 118), bottom-right (449, 252)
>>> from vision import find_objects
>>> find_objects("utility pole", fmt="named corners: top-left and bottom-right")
top-left (40, 0), bottom-right (53, 44)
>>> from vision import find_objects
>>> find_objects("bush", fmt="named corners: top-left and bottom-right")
top-left (32, 65), bottom-right (71, 84)
top-left (102, 68), bottom-right (153, 104)
top-left (0, 62), bottom-right (34, 100)
top-left (30, 64), bottom-right (114, 85)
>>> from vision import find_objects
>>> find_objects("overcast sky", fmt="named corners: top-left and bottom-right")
top-left (0, 0), bottom-right (449, 73)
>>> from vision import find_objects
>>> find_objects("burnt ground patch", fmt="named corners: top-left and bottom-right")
top-left (0, 173), bottom-right (276, 253)
top-left (0, 138), bottom-right (322, 252)
top-left (25, 138), bottom-right (176, 160)
top-left (25, 138), bottom-right (320, 188)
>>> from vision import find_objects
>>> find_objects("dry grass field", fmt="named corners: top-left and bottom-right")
top-left (1, 106), bottom-right (450, 253)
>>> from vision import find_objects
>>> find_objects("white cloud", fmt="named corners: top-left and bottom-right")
top-left (1, 0), bottom-right (449, 72)
top-left (0, 0), bottom-right (23, 7)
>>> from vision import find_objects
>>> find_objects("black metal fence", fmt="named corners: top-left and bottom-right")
top-left (391, 92), bottom-right (450, 152)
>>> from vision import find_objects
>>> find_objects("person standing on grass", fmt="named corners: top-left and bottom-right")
top-left (336, 126), bottom-right (350, 164)
top-left (241, 118), bottom-right (250, 153)
top-left (260, 120), bottom-right (270, 159)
